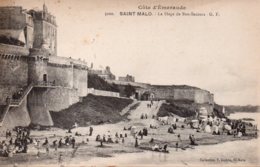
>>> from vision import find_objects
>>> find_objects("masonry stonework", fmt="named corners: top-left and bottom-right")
top-left (0, 4), bottom-right (216, 130)
top-left (1, 97), bottom-right (31, 130)
top-left (0, 5), bottom-right (89, 129)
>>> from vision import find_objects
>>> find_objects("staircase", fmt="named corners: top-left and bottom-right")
top-left (10, 83), bottom-right (34, 107)
top-left (120, 100), bottom-right (139, 116)
top-left (123, 100), bottom-right (164, 127)
top-left (0, 83), bottom-right (34, 126)
top-left (151, 100), bottom-right (165, 114)
top-left (127, 100), bottom-right (164, 120)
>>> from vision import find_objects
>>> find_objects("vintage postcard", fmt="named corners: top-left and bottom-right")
top-left (0, 0), bottom-right (259, 166)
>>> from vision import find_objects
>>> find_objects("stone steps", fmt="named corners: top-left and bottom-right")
top-left (120, 100), bottom-right (139, 116)
top-left (0, 83), bottom-right (34, 126)
top-left (10, 83), bottom-right (34, 107)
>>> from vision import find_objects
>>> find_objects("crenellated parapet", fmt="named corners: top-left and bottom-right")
top-left (73, 64), bottom-right (88, 71)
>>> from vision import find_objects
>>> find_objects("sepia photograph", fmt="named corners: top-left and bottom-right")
top-left (0, 0), bottom-right (259, 166)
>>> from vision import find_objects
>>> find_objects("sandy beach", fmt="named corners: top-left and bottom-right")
top-left (0, 101), bottom-right (258, 166)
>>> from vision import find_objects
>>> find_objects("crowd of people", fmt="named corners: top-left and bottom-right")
top-left (95, 131), bottom-right (128, 146)
top-left (0, 100), bottom-right (258, 160)
top-left (0, 126), bottom-right (94, 158)
top-left (0, 127), bottom-right (32, 157)
top-left (187, 115), bottom-right (257, 137)
top-left (12, 88), bottom-right (24, 100)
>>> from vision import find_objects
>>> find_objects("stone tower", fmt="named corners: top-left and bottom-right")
top-left (29, 3), bottom-right (57, 56)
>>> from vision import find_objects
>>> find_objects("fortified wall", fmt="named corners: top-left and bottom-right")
top-left (0, 48), bottom-right (89, 129)
top-left (26, 52), bottom-right (88, 126)
top-left (0, 5), bottom-right (88, 130)
top-left (136, 85), bottom-right (214, 114)
top-left (0, 44), bottom-right (29, 104)
top-left (148, 85), bottom-right (214, 104)
top-left (106, 79), bottom-right (150, 89)
top-left (0, 5), bottom-right (216, 130)
top-left (108, 79), bottom-right (214, 106)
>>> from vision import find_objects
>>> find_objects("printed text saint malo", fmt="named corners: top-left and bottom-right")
top-left (120, 12), bottom-right (152, 16)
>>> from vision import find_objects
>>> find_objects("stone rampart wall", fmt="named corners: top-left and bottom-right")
top-left (27, 87), bottom-right (79, 126)
top-left (194, 90), bottom-right (213, 104)
top-left (87, 88), bottom-right (120, 98)
top-left (28, 87), bottom-right (79, 112)
top-left (48, 55), bottom-right (88, 67)
top-left (0, 55), bottom-right (28, 87)
top-left (1, 96), bottom-right (31, 130)
top-left (142, 86), bottom-right (214, 104)
top-left (28, 59), bottom-right (47, 84)
top-left (47, 62), bottom-right (73, 88)
top-left (106, 79), bottom-right (149, 88)
top-left (0, 86), bottom-right (19, 105)
top-left (73, 68), bottom-right (88, 97)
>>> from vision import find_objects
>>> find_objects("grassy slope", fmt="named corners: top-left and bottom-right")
top-left (158, 101), bottom-right (258, 119)
top-left (158, 100), bottom-right (227, 118)
top-left (88, 74), bottom-right (119, 92)
top-left (50, 94), bottom-right (133, 129)
top-left (157, 100), bottom-right (196, 118)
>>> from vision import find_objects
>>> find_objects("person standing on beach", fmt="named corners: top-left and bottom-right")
top-left (89, 126), bottom-right (93, 136)
top-left (71, 137), bottom-right (76, 148)
top-left (135, 137), bottom-right (139, 147)
top-left (53, 140), bottom-right (58, 151)
top-left (58, 138), bottom-right (63, 148)
top-left (177, 134), bottom-right (182, 142)
top-left (163, 144), bottom-right (168, 152)
top-left (176, 142), bottom-right (179, 151)
top-left (139, 131), bottom-right (143, 139)
top-left (42, 138), bottom-right (49, 146)
top-left (177, 134), bottom-right (183, 149)
top-left (189, 134), bottom-right (198, 145)
top-left (46, 143), bottom-right (49, 154)
top-left (58, 153), bottom-right (63, 164)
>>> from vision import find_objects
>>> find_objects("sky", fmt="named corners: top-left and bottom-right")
top-left (1, 0), bottom-right (260, 105)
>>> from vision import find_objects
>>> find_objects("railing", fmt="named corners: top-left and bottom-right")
top-left (10, 83), bottom-right (34, 106)
top-left (0, 83), bottom-right (34, 126)
top-left (35, 81), bottom-right (74, 90)
top-left (36, 81), bottom-right (56, 87)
